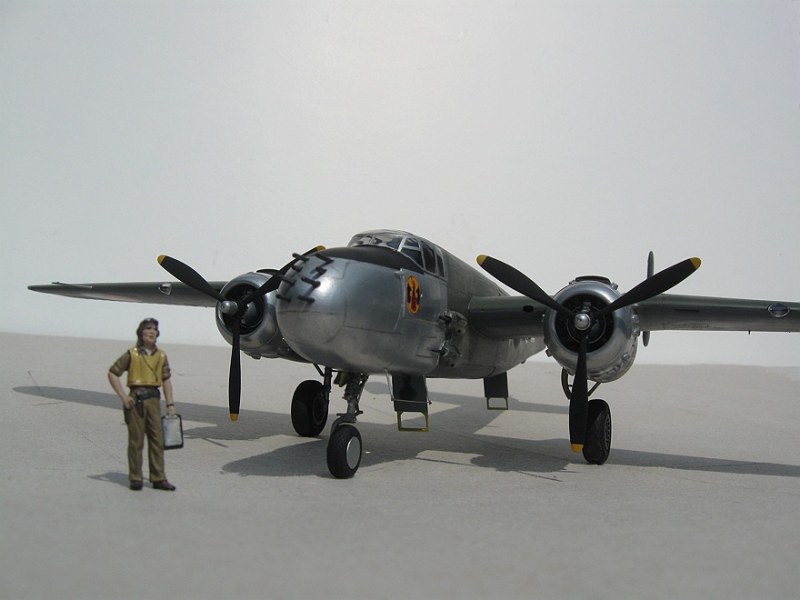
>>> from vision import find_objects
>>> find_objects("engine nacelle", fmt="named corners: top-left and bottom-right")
top-left (215, 272), bottom-right (297, 359)
top-left (543, 276), bottom-right (640, 383)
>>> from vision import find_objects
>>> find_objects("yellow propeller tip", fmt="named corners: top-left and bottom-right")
top-left (230, 413), bottom-right (239, 422)
top-left (315, 245), bottom-right (326, 252)
top-left (571, 444), bottom-right (584, 453)
top-left (691, 257), bottom-right (702, 269)
top-left (157, 255), bottom-right (166, 264)
top-left (477, 255), bottom-right (487, 266)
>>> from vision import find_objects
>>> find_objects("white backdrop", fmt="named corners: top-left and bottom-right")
top-left (3, 1), bottom-right (799, 365)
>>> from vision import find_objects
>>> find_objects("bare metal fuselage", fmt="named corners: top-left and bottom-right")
top-left (263, 241), bottom-right (544, 379)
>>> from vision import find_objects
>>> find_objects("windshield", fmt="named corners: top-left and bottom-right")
top-left (348, 230), bottom-right (444, 277)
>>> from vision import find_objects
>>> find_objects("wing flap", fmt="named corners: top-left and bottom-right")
top-left (637, 294), bottom-right (800, 332)
top-left (28, 281), bottom-right (223, 308)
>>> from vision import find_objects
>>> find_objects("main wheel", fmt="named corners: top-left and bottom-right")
top-left (583, 399), bottom-right (612, 465)
top-left (291, 380), bottom-right (328, 437)
top-left (327, 424), bottom-right (362, 479)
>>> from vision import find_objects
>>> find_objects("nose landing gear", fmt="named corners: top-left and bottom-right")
top-left (291, 369), bottom-right (369, 478)
top-left (325, 373), bottom-right (368, 478)
top-left (561, 369), bottom-right (612, 465)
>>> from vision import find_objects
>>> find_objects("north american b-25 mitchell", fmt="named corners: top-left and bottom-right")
top-left (30, 229), bottom-right (800, 478)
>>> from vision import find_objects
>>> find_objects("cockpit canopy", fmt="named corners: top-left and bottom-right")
top-left (348, 230), bottom-right (445, 277)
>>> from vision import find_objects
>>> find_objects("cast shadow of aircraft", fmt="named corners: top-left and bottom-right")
top-left (14, 385), bottom-right (800, 480)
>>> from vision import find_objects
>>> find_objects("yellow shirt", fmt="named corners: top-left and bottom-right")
top-left (109, 346), bottom-right (170, 388)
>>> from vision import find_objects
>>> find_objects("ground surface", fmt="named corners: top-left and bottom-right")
top-left (3, 333), bottom-right (799, 599)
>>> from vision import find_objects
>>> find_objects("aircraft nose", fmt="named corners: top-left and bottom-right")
top-left (275, 256), bottom-right (346, 348)
top-left (275, 251), bottom-right (404, 370)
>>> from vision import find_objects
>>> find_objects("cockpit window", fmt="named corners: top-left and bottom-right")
top-left (400, 237), bottom-right (423, 269)
top-left (421, 242), bottom-right (436, 274)
top-left (348, 230), bottom-right (445, 278)
top-left (349, 232), bottom-right (402, 250)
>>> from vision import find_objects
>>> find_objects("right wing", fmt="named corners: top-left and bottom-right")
top-left (27, 281), bottom-right (224, 308)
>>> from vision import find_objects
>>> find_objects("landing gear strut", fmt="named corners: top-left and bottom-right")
top-left (561, 369), bottom-right (612, 464)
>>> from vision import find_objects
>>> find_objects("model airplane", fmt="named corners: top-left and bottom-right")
top-left (29, 229), bottom-right (800, 478)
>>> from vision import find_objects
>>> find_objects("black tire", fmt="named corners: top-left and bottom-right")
top-left (326, 424), bottom-right (362, 479)
top-left (583, 399), bottom-right (612, 465)
top-left (291, 380), bottom-right (328, 437)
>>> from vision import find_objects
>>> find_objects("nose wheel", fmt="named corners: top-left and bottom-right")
top-left (327, 419), bottom-right (363, 479)
top-left (324, 371), bottom-right (368, 478)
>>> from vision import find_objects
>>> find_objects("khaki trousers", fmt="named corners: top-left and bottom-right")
top-left (124, 396), bottom-right (166, 482)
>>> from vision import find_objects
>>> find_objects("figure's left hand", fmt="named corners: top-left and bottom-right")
top-left (167, 404), bottom-right (176, 417)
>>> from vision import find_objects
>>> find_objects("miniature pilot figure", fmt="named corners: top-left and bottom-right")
top-left (108, 318), bottom-right (177, 491)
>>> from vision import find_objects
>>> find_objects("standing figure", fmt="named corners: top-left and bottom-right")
top-left (108, 318), bottom-right (177, 491)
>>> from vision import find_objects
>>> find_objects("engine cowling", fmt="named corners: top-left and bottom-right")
top-left (543, 276), bottom-right (640, 383)
top-left (215, 272), bottom-right (298, 359)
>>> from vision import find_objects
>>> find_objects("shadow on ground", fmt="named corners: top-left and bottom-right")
top-left (14, 384), bottom-right (800, 480)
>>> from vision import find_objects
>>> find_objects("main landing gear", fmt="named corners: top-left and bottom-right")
top-left (290, 368), bottom-right (368, 479)
top-left (561, 369), bottom-right (612, 465)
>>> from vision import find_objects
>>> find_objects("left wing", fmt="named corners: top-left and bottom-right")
top-left (27, 281), bottom-right (223, 307)
top-left (636, 294), bottom-right (800, 332)
top-left (465, 292), bottom-right (800, 338)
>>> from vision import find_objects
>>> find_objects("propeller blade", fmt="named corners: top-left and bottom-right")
top-left (477, 255), bottom-right (572, 319)
top-left (228, 320), bottom-right (241, 421)
top-left (157, 255), bottom-right (223, 302)
top-left (249, 246), bottom-right (327, 298)
top-left (643, 251), bottom-right (655, 347)
top-left (569, 335), bottom-right (589, 452)
top-left (598, 257), bottom-right (701, 317)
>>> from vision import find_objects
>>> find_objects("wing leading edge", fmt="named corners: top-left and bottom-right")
top-left (27, 281), bottom-right (222, 308)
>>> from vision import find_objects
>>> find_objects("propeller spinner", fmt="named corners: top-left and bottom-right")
top-left (477, 254), bottom-right (700, 452)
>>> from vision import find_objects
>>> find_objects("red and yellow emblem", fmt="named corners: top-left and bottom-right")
top-left (406, 276), bottom-right (421, 314)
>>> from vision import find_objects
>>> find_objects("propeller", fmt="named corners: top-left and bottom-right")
top-left (643, 251), bottom-right (654, 347)
top-left (477, 253), bottom-right (700, 453)
top-left (157, 246), bottom-right (324, 421)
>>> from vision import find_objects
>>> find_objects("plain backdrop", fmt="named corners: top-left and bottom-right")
top-left (2, 0), bottom-right (799, 365)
